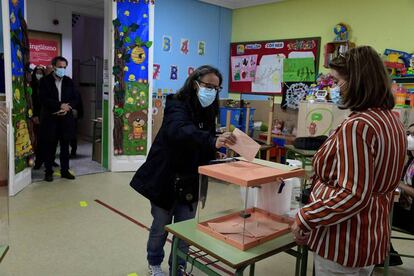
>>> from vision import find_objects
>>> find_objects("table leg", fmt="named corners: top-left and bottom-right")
top-left (249, 263), bottom-right (255, 276)
top-left (171, 237), bottom-right (180, 276)
top-left (235, 265), bottom-right (247, 276)
top-left (300, 245), bottom-right (308, 276)
top-left (295, 245), bottom-right (301, 276)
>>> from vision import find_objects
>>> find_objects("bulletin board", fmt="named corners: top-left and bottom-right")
top-left (229, 37), bottom-right (321, 95)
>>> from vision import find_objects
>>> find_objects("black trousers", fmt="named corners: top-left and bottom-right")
top-left (45, 124), bottom-right (70, 174)
top-left (70, 119), bottom-right (78, 155)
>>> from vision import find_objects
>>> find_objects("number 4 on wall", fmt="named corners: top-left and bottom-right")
top-left (181, 39), bottom-right (189, 55)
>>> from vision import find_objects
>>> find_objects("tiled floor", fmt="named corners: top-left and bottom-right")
top-left (0, 172), bottom-right (413, 275)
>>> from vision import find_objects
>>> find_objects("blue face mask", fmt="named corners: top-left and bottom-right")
top-left (330, 84), bottom-right (344, 105)
top-left (196, 81), bottom-right (217, 108)
top-left (55, 68), bottom-right (65, 78)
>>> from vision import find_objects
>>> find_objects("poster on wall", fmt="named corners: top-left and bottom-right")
top-left (28, 30), bottom-right (62, 67)
top-left (283, 58), bottom-right (315, 82)
top-left (229, 37), bottom-right (321, 94)
top-left (251, 55), bottom-right (284, 93)
top-left (112, 1), bottom-right (153, 156)
top-left (188, 66), bottom-right (195, 77)
top-left (170, 65), bottom-right (178, 80)
top-left (198, 41), bottom-right (206, 56)
top-left (180, 38), bottom-right (189, 55)
top-left (153, 63), bottom-right (160, 79)
top-left (162, 35), bottom-right (172, 52)
top-left (231, 55), bottom-right (258, 82)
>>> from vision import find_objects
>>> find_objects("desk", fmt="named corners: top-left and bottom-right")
top-left (258, 133), bottom-right (296, 145)
top-left (166, 219), bottom-right (308, 276)
top-left (257, 134), bottom-right (296, 162)
top-left (284, 145), bottom-right (316, 170)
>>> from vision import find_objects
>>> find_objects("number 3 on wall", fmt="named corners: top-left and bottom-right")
top-left (181, 39), bottom-right (189, 55)
top-left (162, 35), bottom-right (172, 52)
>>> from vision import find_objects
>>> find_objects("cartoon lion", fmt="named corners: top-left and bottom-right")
top-left (126, 110), bottom-right (147, 140)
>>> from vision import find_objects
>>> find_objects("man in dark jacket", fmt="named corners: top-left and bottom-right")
top-left (39, 56), bottom-right (78, 182)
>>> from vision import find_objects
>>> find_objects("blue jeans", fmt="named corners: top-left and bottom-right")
top-left (147, 201), bottom-right (197, 271)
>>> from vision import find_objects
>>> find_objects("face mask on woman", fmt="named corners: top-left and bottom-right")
top-left (330, 81), bottom-right (346, 105)
top-left (35, 74), bottom-right (43, 80)
top-left (407, 135), bottom-right (414, 151)
top-left (196, 81), bottom-right (217, 108)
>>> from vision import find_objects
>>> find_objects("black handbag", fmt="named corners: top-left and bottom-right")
top-left (174, 174), bottom-right (199, 207)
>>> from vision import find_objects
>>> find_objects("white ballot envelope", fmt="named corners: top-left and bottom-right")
top-left (229, 128), bottom-right (260, 162)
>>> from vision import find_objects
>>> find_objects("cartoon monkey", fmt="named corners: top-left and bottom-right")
top-left (126, 110), bottom-right (148, 140)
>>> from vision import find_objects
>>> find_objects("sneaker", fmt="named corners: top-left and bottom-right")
top-left (44, 173), bottom-right (53, 182)
top-left (33, 162), bottom-right (42, 170)
top-left (61, 170), bottom-right (75, 180)
top-left (149, 265), bottom-right (165, 276)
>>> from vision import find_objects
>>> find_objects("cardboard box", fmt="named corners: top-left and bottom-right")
top-left (297, 101), bottom-right (350, 137)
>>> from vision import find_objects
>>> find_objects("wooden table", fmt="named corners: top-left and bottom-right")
top-left (166, 219), bottom-right (309, 276)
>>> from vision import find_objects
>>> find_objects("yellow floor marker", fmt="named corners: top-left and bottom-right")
top-left (79, 201), bottom-right (88, 207)
top-left (127, 273), bottom-right (138, 276)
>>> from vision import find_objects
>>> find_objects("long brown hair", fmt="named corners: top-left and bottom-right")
top-left (329, 46), bottom-right (394, 111)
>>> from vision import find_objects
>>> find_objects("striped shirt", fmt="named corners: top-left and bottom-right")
top-left (296, 108), bottom-right (407, 267)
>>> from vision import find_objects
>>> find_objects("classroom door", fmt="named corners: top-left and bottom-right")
top-left (103, 0), bottom-right (154, 172)
top-left (2, 0), bottom-right (32, 196)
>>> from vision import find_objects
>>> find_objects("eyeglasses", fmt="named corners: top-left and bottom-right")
top-left (197, 80), bottom-right (222, 92)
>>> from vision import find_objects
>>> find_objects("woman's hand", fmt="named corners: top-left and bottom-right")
top-left (290, 220), bottom-right (310, 246)
top-left (216, 151), bottom-right (227, 159)
top-left (215, 132), bottom-right (236, 149)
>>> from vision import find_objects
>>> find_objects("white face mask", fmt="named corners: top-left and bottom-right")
top-left (407, 135), bottom-right (414, 151)
top-left (35, 74), bottom-right (43, 80)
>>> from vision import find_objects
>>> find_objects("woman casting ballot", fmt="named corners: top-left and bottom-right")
top-left (130, 65), bottom-right (236, 276)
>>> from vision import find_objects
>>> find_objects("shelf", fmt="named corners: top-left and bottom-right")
top-left (392, 77), bottom-right (414, 84)
top-left (327, 40), bottom-right (353, 44)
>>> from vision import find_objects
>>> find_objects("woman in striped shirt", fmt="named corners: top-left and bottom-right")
top-left (291, 46), bottom-right (407, 275)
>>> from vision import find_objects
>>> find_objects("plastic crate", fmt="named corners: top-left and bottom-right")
top-left (219, 107), bottom-right (242, 127)
top-left (272, 137), bottom-right (286, 147)
top-left (240, 108), bottom-right (256, 127)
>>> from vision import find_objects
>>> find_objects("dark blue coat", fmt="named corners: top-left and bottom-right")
top-left (130, 95), bottom-right (217, 210)
top-left (39, 74), bottom-right (78, 142)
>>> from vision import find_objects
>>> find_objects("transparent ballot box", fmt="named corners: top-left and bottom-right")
top-left (197, 158), bottom-right (305, 251)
